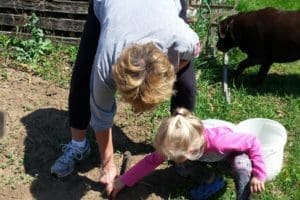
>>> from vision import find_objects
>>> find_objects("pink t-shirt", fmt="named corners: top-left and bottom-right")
top-left (120, 126), bottom-right (267, 187)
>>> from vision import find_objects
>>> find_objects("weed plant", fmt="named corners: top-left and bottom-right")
top-left (0, 14), bottom-right (77, 87)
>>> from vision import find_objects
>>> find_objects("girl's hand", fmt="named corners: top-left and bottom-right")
top-left (110, 177), bottom-right (126, 199)
top-left (250, 177), bottom-right (265, 193)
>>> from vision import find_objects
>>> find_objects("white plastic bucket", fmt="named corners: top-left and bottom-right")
top-left (236, 118), bottom-right (287, 181)
top-left (202, 119), bottom-right (236, 130)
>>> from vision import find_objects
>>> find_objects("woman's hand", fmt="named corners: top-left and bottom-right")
top-left (250, 177), bottom-right (265, 193)
top-left (110, 177), bottom-right (126, 199)
top-left (99, 163), bottom-right (117, 195)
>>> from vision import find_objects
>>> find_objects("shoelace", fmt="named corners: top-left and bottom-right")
top-left (60, 143), bottom-right (84, 163)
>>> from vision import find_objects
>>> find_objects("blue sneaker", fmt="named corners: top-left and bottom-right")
top-left (190, 176), bottom-right (225, 200)
top-left (51, 140), bottom-right (90, 178)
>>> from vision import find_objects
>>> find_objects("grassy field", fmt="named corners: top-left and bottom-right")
top-left (152, 1), bottom-right (300, 199)
top-left (0, 0), bottom-right (299, 199)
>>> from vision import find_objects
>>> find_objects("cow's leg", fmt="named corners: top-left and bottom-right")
top-left (234, 57), bottom-right (258, 79)
top-left (256, 61), bottom-right (272, 84)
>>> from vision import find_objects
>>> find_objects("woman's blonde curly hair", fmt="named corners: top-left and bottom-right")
top-left (112, 42), bottom-right (176, 112)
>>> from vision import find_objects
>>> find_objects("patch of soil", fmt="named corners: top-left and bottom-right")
top-left (0, 67), bottom-right (187, 200)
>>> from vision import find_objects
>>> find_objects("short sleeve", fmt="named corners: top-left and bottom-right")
top-left (174, 25), bottom-right (201, 60)
top-left (89, 67), bottom-right (116, 132)
top-left (175, 29), bottom-right (201, 60)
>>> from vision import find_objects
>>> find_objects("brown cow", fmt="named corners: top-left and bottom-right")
top-left (216, 7), bottom-right (300, 83)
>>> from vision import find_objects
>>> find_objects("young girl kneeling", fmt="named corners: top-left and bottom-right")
top-left (111, 108), bottom-right (266, 199)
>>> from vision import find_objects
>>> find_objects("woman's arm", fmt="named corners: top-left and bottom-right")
top-left (177, 41), bottom-right (201, 72)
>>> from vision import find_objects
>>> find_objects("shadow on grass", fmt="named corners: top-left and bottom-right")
top-left (202, 63), bottom-right (300, 97)
top-left (239, 73), bottom-right (300, 97)
top-left (20, 108), bottom-right (153, 200)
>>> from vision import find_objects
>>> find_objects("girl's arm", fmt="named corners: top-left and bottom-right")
top-left (207, 128), bottom-right (267, 181)
top-left (232, 134), bottom-right (266, 181)
top-left (119, 151), bottom-right (166, 186)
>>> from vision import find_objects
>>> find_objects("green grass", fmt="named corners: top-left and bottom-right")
top-left (0, 27), bottom-right (77, 88)
top-left (237, 0), bottom-right (300, 11)
top-left (170, 2), bottom-right (300, 198)
top-left (156, 1), bottom-right (300, 199)
top-left (192, 61), bottom-right (300, 200)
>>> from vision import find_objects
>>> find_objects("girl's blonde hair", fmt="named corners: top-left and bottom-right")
top-left (112, 42), bottom-right (176, 112)
top-left (153, 108), bottom-right (205, 162)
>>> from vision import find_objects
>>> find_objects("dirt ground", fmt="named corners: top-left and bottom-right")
top-left (0, 67), bottom-right (190, 200)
